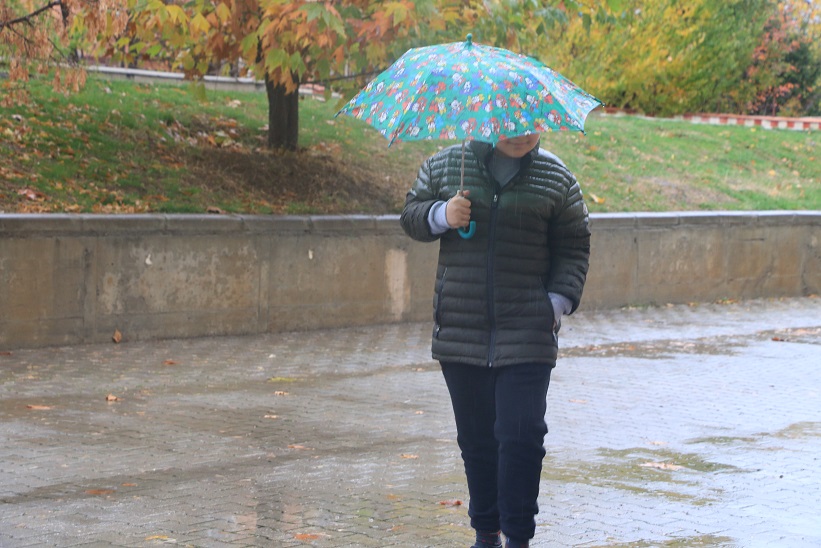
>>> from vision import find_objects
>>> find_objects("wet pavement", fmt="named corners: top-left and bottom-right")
top-left (1, 297), bottom-right (820, 547)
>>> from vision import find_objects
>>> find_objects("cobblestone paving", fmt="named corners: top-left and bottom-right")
top-left (1, 297), bottom-right (819, 547)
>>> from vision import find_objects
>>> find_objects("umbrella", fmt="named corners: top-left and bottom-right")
top-left (336, 34), bottom-right (602, 238)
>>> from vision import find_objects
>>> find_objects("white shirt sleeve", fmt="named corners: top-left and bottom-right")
top-left (549, 292), bottom-right (573, 326)
top-left (427, 200), bottom-right (451, 235)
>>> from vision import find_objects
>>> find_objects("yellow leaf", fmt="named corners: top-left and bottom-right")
top-left (190, 13), bottom-right (211, 35)
top-left (216, 2), bottom-right (231, 24)
top-left (166, 5), bottom-right (186, 24)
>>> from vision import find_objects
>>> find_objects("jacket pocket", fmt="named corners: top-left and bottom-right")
top-left (433, 267), bottom-right (449, 338)
top-left (540, 276), bottom-right (559, 341)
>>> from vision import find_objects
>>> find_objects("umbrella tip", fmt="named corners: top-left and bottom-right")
top-left (466, 33), bottom-right (473, 46)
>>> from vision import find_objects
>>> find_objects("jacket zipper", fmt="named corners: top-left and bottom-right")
top-left (486, 191), bottom-right (500, 367)
top-left (434, 267), bottom-right (447, 338)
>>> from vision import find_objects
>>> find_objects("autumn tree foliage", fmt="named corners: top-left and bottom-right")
top-left (542, 0), bottom-right (821, 117)
top-left (111, 0), bottom-right (431, 150)
top-left (745, 1), bottom-right (821, 116)
top-left (542, 0), bottom-right (774, 116)
top-left (0, 0), bottom-right (126, 106)
top-left (2, 0), bottom-right (819, 147)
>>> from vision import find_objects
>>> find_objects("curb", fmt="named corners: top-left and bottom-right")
top-left (600, 107), bottom-right (821, 131)
top-left (677, 113), bottom-right (821, 131)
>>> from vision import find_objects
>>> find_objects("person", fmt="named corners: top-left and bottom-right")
top-left (400, 133), bottom-right (591, 548)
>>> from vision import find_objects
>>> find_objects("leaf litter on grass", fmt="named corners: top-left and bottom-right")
top-left (2, 76), bottom-right (819, 215)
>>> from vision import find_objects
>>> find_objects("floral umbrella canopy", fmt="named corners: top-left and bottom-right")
top-left (336, 34), bottom-right (603, 146)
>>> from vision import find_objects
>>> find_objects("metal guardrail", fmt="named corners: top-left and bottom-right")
top-left (85, 65), bottom-right (332, 97)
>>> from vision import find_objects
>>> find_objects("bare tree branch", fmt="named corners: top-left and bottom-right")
top-left (0, 1), bottom-right (64, 32)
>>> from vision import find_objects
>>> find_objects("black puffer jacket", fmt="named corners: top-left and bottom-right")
top-left (400, 140), bottom-right (590, 367)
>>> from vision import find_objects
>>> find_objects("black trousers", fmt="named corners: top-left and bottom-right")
top-left (441, 361), bottom-right (552, 541)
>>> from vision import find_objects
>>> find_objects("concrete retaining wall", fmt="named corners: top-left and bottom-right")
top-left (1, 212), bottom-right (818, 350)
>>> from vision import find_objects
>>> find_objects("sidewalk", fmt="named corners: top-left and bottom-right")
top-left (1, 297), bottom-right (820, 547)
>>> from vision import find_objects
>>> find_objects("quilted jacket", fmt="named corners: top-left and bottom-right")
top-left (400, 140), bottom-right (590, 367)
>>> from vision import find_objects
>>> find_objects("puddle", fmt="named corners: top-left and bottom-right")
top-left (588, 534), bottom-right (737, 547)
top-left (562, 338), bottom-right (746, 359)
top-left (686, 423), bottom-right (821, 448)
top-left (768, 421), bottom-right (821, 439)
top-left (543, 447), bottom-right (739, 505)
top-left (598, 447), bottom-right (740, 474)
top-left (764, 326), bottom-right (821, 345)
top-left (686, 436), bottom-right (759, 445)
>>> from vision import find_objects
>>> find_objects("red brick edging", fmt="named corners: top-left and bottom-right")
top-left (677, 113), bottom-right (821, 131)
top-left (600, 107), bottom-right (821, 131)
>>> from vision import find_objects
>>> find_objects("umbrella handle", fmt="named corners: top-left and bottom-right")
top-left (457, 139), bottom-right (476, 239)
top-left (458, 221), bottom-right (476, 239)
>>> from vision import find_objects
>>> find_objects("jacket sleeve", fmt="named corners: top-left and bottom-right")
top-left (545, 175), bottom-right (591, 313)
top-left (400, 158), bottom-right (441, 243)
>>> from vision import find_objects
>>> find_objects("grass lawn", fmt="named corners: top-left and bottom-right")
top-left (1, 75), bottom-right (819, 214)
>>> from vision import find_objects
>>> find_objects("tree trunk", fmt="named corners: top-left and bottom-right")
top-left (265, 72), bottom-right (299, 150)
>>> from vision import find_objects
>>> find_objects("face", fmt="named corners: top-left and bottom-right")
top-left (495, 133), bottom-right (541, 158)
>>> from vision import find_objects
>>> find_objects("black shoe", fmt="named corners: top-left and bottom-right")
top-left (471, 529), bottom-right (502, 548)
top-left (504, 537), bottom-right (529, 548)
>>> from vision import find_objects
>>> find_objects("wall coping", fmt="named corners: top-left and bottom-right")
top-left (1, 211), bottom-right (819, 237)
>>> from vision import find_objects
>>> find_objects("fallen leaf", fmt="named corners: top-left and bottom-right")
top-left (294, 533), bottom-right (322, 541)
top-left (112, 329), bottom-right (122, 343)
top-left (273, 391), bottom-right (289, 396)
top-left (401, 454), bottom-right (419, 459)
top-left (589, 193), bottom-right (605, 204)
top-left (288, 444), bottom-right (310, 450)
top-left (85, 488), bottom-right (116, 496)
top-left (263, 414), bottom-right (279, 419)
top-left (145, 535), bottom-right (169, 541)
top-left (163, 360), bottom-right (178, 365)
top-left (640, 461), bottom-right (683, 471)
top-left (26, 404), bottom-right (52, 410)
top-left (106, 394), bottom-right (120, 402)
top-left (122, 483), bottom-right (138, 487)
top-left (0, 351), bottom-right (12, 356)
top-left (17, 188), bottom-right (46, 201)
top-left (438, 499), bottom-right (463, 506)
top-left (415, 410), bottom-right (424, 415)
top-left (771, 337), bottom-right (787, 342)
top-left (206, 206), bottom-right (225, 214)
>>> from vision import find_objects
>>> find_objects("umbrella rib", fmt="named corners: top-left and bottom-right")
top-left (387, 62), bottom-right (444, 145)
